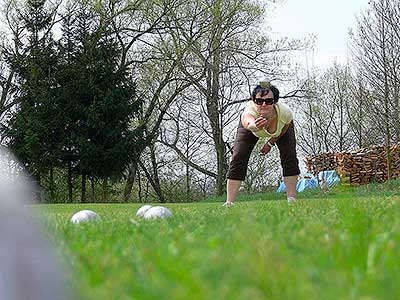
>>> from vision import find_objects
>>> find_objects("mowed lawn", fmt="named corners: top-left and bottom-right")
top-left (38, 184), bottom-right (400, 300)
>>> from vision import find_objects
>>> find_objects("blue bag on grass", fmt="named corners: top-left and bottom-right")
top-left (318, 170), bottom-right (340, 188)
top-left (277, 173), bottom-right (318, 193)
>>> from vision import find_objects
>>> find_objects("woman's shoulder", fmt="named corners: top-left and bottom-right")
top-left (243, 100), bottom-right (258, 116)
top-left (245, 100), bottom-right (255, 108)
top-left (277, 102), bottom-right (293, 112)
top-left (276, 102), bottom-right (293, 122)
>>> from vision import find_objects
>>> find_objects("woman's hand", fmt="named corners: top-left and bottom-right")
top-left (260, 142), bottom-right (272, 155)
top-left (248, 117), bottom-right (268, 132)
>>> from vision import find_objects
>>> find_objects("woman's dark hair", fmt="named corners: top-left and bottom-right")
top-left (252, 83), bottom-right (280, 103)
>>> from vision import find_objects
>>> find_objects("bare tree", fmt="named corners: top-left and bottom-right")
top-left (161, 0), bottom-right (305, 195)
top-left (91, 0), bottom-right (197, 201)
top-left (350, 0), bottom-right (400, 177)
top-left (158, 95), bottom-right (218, 200)
top-left (294, 61), bottom-right (359, 158)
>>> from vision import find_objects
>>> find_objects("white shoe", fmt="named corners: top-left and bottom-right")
top-left (222, 201), bottom-right (234, 207)
top-left (287, 197), bottom-right (297, 203)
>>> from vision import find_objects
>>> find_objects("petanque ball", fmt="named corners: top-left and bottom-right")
top-left (136, 205), bottom-right (152, 217)
top-left (70, 210), bottom-right (100, 224)
top-left (143, 206), bottom-right (172, 220)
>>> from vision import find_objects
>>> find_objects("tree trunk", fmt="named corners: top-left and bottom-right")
top-left (338, 73), bottom-right (345, 151)
top-left (102, 177), bottom-right (108, 202)
top-left (81, 174), bottom-right (86, 203)
top-left (394, 82), bottom-right (400, 143)
top-left (139, 160), bottom-right (165, 203)
top-left (90, 177), bottom-right (95, 202)
top-left (381, 15), bottom-right (392, 179)
top-left (185, 127), bottom-right (191, 200)
top-left (123, 161), bottom-right (138, 201)
top-left (149, 144), bottom-right (165, 202)
top-left (67, 159), bottom-right (73, 203)
top-left (145, 177), bottom-right (149, 201)
top-left (34, 172), bottom-right (42, 203)
top-left (49, 167), bottom-right (54, 203)
top-left (206, 6), bottom-right (228, 196)
top-left (138, 170), bottom-right (142, 203)
top-left (357, 82), bottom-right (364, 148)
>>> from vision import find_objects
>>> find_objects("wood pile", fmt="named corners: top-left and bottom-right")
top-left (305, 152), bottom-right (337, 175)
top-left (305, 143), bottom-right (400, 186)
top-left (391, 143), bottom-right (400, 178)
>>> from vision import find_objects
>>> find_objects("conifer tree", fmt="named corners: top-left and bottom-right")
top-left (7, 0), bottom-right (60, 194)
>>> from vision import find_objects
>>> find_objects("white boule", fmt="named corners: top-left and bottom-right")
top-left (136, 205), bottom-right (152, 217)
top-left (143, 206), bottom-right (172, 220)
top-left (70, 210), bottom-right (100, 224)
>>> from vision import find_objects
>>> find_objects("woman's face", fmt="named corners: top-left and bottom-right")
top-left (254, 90), bottom-right (275, 117)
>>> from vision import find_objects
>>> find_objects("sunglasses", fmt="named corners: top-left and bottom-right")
top-left (254, 97), bottom-right (275, 105)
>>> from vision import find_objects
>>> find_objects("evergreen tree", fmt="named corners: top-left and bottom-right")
top-left (7, 0), bottom-right (61, 188)
top-left (57, 2), bottom-right (144, 201)
top-left (8, 0), bottom-right (145, 202)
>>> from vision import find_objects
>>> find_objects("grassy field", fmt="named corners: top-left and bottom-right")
top-left (38, 182), bottom-right (400, 300)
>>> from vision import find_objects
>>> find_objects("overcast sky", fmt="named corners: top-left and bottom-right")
top-left (268, 0), bottom-right (370, 70)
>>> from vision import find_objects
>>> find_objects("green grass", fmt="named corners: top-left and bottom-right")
top-left (37, 182), bottom-right (400, 300)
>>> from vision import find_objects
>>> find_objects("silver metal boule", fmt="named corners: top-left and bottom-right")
top-left (136, 205), bottom-right (152, 217)
top-left (143, 206), bottom-right (172, 220)
top-left (70, 210), bottom-right (100, 224)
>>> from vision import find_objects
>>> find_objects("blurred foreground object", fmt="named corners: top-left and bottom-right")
top-left (0, 147), bottom-right (72, 300)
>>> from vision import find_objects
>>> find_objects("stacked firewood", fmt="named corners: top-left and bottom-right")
top-left (305, 152), bottom-right (337, 175)
top-left (335, 152), bottom-right (353, 184)
top-left (345, 145), bottom-right (387, 185)
top-left (390, 143), bottom-right (400, 178)
top-left (305, 143), bottom-right (400, 186)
